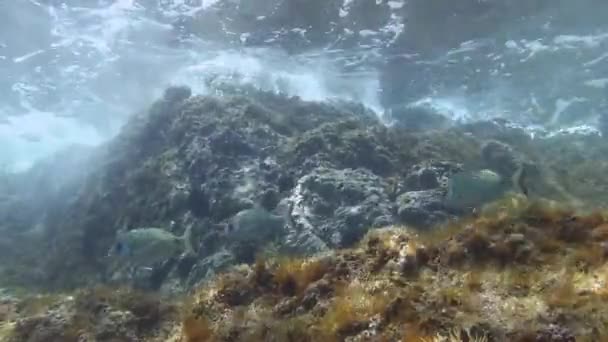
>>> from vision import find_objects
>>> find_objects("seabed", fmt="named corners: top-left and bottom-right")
top-left (2, 195), bottom-right (608, 341)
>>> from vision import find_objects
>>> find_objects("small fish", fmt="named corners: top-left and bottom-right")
top-left (225, 205), bottom-right (286, 244)
top-left (444, 167), bottom-right (527, 212)
top-left (108, 225), bottom-right (195, 269)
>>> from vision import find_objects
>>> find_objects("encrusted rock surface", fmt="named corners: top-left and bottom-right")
top-left (3, 198), bottom-right (608, 341)
top-left (283, 166), bottom-right (395, 254)
top-left (0, 85), bottom-right (605, 294)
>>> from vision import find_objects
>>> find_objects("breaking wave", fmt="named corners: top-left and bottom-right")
top-left (0, 0), bottom-right (606, 171)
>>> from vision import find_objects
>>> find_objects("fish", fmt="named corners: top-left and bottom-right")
top-left (107, 225), bottom-right (195, 270)
top-left (443, 166), bottom-right (528, 212)
top-left (225, 205), bottom-right (286, 244)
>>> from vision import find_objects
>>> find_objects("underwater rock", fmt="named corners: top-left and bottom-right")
top-left (385, 102), bottom-right (453, 132)
top-left (285, 119), bottom-right (399, 178)
top-left (162, 85), bottom-right (192, 104)
top-left (13, 311), bottom-right (74, 342)
top-left (19, 86), bottom-right (406, 290)
top-left (403, 161), bottom-right (462, 192)
top-left (397, 189), bottom-right (453, 228)
top-left (5, 201), bottom-right (608, 341)
top-left (186, 249), bottom-right (237, 288)
top-left (458, 119), bottom-right (533, 147)
top-left (393, 161), bottom-right (463, 228)
top-left (5, 288), bottom-right (177, 342)
top-left (92, 309), bottom-right (140, 341)
top-left (7, 84), bottom-right (608, 294)
top-left (24, 91), bottom-right (308, 287)
top-left (530, 128), bottom-right (608, 205)
top-left (481, 140), bottom-right (523, 178)
top-left (533, 324), bottom-right (576, 342)
top-left (283, 167), bottom-right (395, 253)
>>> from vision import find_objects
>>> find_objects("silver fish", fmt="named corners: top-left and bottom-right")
top-left (108, 225), bottom-right (195, 269)
top-left (444, 167), bottom-right (526, 212)
top-left (226, 205), bottom-right (285, 243)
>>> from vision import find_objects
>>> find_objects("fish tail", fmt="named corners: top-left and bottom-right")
top-left (511, 163), bottom-right (529, 197)
top-left (182, 225), bottom-right (196, 256)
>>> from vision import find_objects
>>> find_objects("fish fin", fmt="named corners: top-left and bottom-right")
top-left (181, 225), bottom-right (196, 257)
top-left (511, 163), bottom-right (529, 197)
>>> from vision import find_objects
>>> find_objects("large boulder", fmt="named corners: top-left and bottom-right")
top-left (26, 86), bottom-right (408, 290)
top-left (282, 167), bottom-right (396, 254)
top-left (3, 87), bottom-right (603, 293)
top-left (396, 161), bottom-right (462, 227)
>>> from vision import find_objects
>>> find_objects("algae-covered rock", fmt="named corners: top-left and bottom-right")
top-left (3, 288), bottom-right (178, 342)
top-left (185, 248), bottom-right (237, 288)
top-left (15, 86), bottom-right (405, 291)
top-left (385, 102), bottom-right (454, 132)
top-left (5, 191), bottom-right (608, 341)
top-left (397, 189), bottom-right (452, 228)
top-left (4, 85), bottom-right (608, 296)
top-left (481, 140), bottom-right (524, 179)
top-left (394, 161), bottom-right (462, 227)
top-left (170, 200), bottom-right (608, 341)
top-left (282, 167), bottom-right (396, 254)
top-left (403, 161), bottom-right (462, 191)
top-left (284, 119), bottom-right (402, 178)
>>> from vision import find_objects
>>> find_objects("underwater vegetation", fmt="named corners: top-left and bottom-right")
top-left (4, 196), bottom-right (608, 341)
top-left (0, 286), bottom-right (179, 342)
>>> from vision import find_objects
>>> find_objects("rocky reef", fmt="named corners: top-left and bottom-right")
top-left (2, 85), bottom-right (608, 340)
top-left (0, 85), bottom-right (431, 291)
top-left (0, 85), bottom-right (605, 291)
top-left (3, 197), bottom-right (608, 341)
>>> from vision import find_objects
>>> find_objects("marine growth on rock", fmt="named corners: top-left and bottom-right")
top-left (3, 197), bottom-right (608, 341)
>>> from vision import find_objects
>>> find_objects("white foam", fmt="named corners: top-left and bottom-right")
top-left (0, 1), bottom-right (176, 170)
top-left (447, 40), bottom-right (487, 56)
top-left (519, 39), bottom-right (552, 61)
top-left (387, 1), bottom-right (404, 9)
top-left (505, 39), bottom-right (554, 61)
top-left (359, 30), bottom-right (377, 37)
top-left (380, 13), bottom-right (405, 45)
top-left (340, 0), bottom-right (354, 18)
top-left (550, 97), bottom-right (586, 126)
top-left (410, 96), bottom-right (473, 123)
top-left (13, 49), bottom-right (45, 63)
top-left (584, 52), bottom-right (608, 67)
top-left (170, 48), bottom-right (383, 112)
top-left (0, 110), bottom-right (103, 172)
top-left (160, 0), bottom-right (220, 18)
top-left (545, 124), bottom-right (600, 138)
top-left (585, 78), bottom-right (608, 88)
top-left (554, 33), bottom-right (608, 48)
top-left (3, 1), bottom-right (608, 173)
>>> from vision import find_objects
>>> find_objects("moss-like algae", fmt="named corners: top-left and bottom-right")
top-left (7, 198), bottom-right (608, 341)
top-left (2, 286), bottom-right (178, 342)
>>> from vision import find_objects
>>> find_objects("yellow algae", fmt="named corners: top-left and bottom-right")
top-left (7, 199), bottom-right (608, 341)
